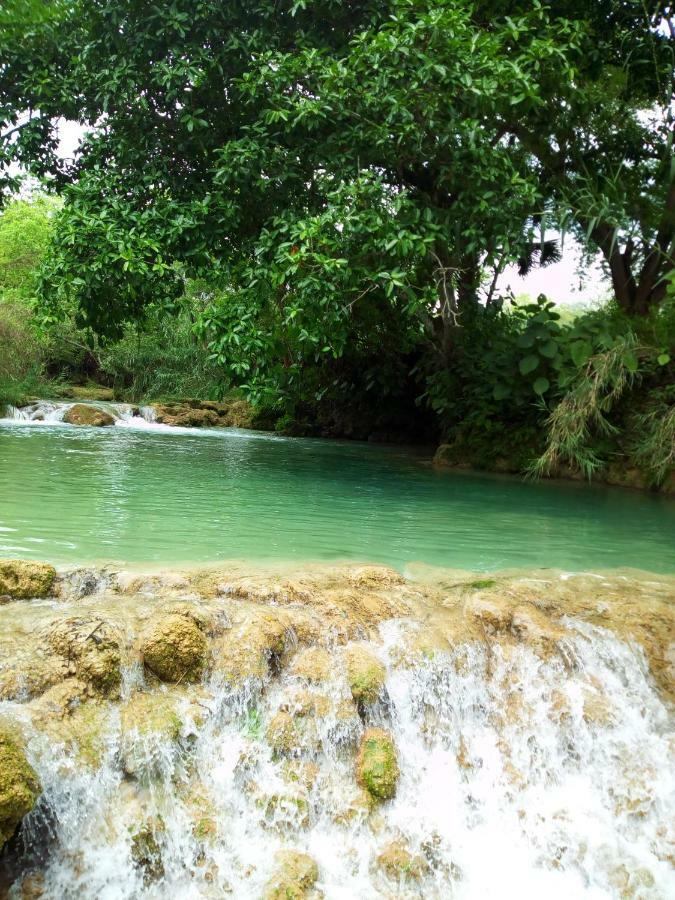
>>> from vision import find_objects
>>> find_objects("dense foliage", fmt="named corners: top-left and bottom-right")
top-left (0, 198), bottom-right (227, 402)
top-left (0, 1), bottom-right (673, 482)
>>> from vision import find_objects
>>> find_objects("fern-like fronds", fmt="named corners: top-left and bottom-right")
top-left (630, 399), bottom-right (675, 486)
top-left (530, 333), bottom-right (640, 480)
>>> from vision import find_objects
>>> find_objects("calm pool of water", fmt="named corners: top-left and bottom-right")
top-left (1, 422), bottom-right (674, 572)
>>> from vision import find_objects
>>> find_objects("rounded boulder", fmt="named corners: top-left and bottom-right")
top-left (140, 612), bottom-right (208, 683)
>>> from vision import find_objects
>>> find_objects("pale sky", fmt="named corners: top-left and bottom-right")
top-left (499, 244), bottom-right (609, 307)
top-left (55, 119), bottom-right (611, 306)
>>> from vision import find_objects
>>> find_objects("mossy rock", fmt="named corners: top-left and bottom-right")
top-left (212, 612), bottom-right (289, 686)
top-left (44, 617), bottom-right (122, 696)
top-left (120, 692), bottom-right (182, 742)
top-left (356, 728), bottom-right (399, 801)
top-left (264, 850), bottom-right (319, 899)
top-left (344, 644), bottom-right (386, 705)
top-left (140, 612), bottom-right (208, 683)
top-left (67, 385), bottom-right (115, 402)
top-left (130, 818), bottom-right (165, 884)
top-left (0, 560), bottom-right (56, 600)
top-left (290, 647), bottom-right (332, 684)
top-left (251, 784), bottom-right (310, 830)
top-left (266, 711), bottom-right (319, 757)
top-left (0, 731), bottom-right (41, 848)
top-left (119, 691), bottom-right (183, 776)
top-left (192, 815), bottom-right (217, 841)
top-left (63, 403), bottom-right (115, 426)
top-left (153, 405), bottom-right (219, 428)
top-left (375, 839), bottom-right (429, 882)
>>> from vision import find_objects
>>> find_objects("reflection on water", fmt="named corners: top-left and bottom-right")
top-left (0, 422), bottom-right (674, 571)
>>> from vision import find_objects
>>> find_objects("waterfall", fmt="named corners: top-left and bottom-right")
top-left (2, 564), bottom-right (673, 900)
top-left (1, 401), bottom-right (158, 427)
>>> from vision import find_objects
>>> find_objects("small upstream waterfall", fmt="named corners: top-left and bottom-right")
top-left (5, 614), bottom-right (673, 899)
top-left (2, 401), bottom-right (157, 427)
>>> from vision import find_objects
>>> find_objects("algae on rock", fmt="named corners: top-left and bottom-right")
top-left (140, 611), bottom-right (208, 683)
top-left (130, 818), bottom-right (165, 884)
top-left (375, 838), bottom-right (429, 882)
top-left (43, 617), bottom-right (122, 696)
top-left (344, 644), bottom-right (386, 706)
top-left (263, 849), bottom-right (320, 899)
top-left (356, 728), bottom-right (400, 801)
top-left (0, 560), bottom-right (56, 600)
top-left (63, 403), bottom-right (115, 426)
top-left (0, 731), bottom-right (41, 848)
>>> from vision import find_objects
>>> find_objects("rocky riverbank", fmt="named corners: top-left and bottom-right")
top-left (0, 559), bottom-right (673, 896)
top-left (1, 392), bottom-right (259, 431)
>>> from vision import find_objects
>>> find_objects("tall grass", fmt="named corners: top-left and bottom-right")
top-left (99, 311), bottom-right (228, 401)
top-left (629, 387), bottom-right (675, 486)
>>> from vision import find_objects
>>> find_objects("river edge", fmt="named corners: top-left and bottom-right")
top-left (4, 389), bottom-right (675, 497)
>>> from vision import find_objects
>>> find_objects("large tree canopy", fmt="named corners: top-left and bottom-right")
top-left (1, 0), bottom-right (673, 401)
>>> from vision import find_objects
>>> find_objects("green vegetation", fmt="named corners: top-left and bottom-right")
top-left (0, 198), bottom-right (228, 404)
top-left (0, 1), bottom-right (672, 486)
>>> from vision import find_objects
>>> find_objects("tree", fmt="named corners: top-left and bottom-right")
top-left (0, 195), bottom-right (59, 302)
top-left (505, 2), bottom-right (675, 315)
top-left (0, 0), bottom-right (672, 409)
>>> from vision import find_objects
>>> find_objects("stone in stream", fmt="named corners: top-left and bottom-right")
top-left (63, 403), bottom-right (115, 426)
top-left (289, 646), bottom-right (333, 683)
top-left (263, 850), bottom-right (320, 899)
top-left (140, 610), bottom-right (208, 683)
top-left (129, 818), bottom-right (165, 884)
top-left (43, 617), bottom-right (122, 697)
top-left (0, 560), bottom-right (56, 600)
top-left (0, 730), bottom-right (41, 849)
top-left (343, 644), bottom-right (386, 706)
top-left (119, 691), bottom-right (183, 777)
top-left (266, 710), bottom-right (320, 758)
top-left (375, 839), bottom-right (429, 882)
top-left (356, 728), bottom-right (399, 801)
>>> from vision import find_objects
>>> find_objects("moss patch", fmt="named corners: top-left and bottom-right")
top-left (63, 403), bottom-right (115, 426)
top-left (0, 730), bottom-right (40, 848)
top-left (344, 644), bottom-right (386, 705)
top-left (140, 612), bottom-right (208, 683)
top-left (0, 560), bottom-right (56, 600)
top-left (264, 850), bottom-right (319, 899)
top-left (356, 728), bottom-right (399, 801)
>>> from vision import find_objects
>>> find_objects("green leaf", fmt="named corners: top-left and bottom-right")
top-left (570, 340), bottom-right (592, 368)
top-left (539, 339), bottom-right (558, 358)
top-left (493, 383), bottom-right (511, 400)
top-left (533, 377), bottom-right (550, 395)
top-left (624, 351), bottom-right (639, 373)
top-left (657, 353), bottom-right (670, 366)
top-left (519, 354), bottom-right (539, 375)
top-left (517, 332), bottom-right (535, 348)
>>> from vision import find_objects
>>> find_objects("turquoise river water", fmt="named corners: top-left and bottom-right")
top-left (1, 417), bottom-right (674, 572)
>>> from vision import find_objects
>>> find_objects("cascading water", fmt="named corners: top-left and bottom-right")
top-left (1, 401), bottom-right (158, 427)
top-left (0, 564), bottom-right (673, 899)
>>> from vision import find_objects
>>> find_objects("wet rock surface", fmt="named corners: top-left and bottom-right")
top-left (356, 728), bottom-right (400, 801)
top-left (0, 731), bottom-right (40, 848)
top-left (264, 849), bottom-right (320, 899)
top-left (140, 610), bottom-right (208, 683)
top-left (62, 403), bottom-right (115, 427)
top-left (0, 560), bottom-right (56, 601)
top-left (0, 561), bottom-right (672, 896)
top-left (153, 397), bottom-right (254, 429)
